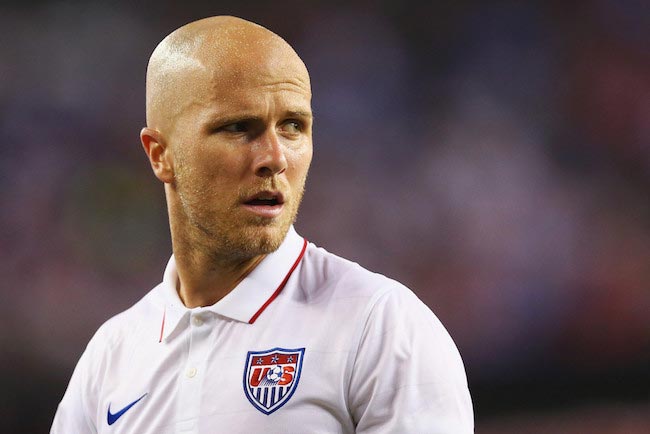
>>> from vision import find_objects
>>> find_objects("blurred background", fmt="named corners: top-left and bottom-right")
top-left (1, 0), bottom-right (648, 432)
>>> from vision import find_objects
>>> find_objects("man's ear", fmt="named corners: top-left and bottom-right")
top-left (141, 127), bottom-right (174, 183)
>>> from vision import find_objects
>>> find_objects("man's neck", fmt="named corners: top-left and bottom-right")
top-left (173, 243), bottom-right (267, 308)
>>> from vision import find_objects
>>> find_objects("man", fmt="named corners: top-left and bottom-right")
top-left (51, 16), bottom-right (473, 433)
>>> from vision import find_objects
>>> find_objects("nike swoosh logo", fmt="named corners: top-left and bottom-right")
top-left (107, 393), bottom-right (147, 426)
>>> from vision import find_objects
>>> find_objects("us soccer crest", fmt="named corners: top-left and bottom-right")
top-left (243, 347), bottom-right (305, 415)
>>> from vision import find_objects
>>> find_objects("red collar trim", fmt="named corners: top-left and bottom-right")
top-left (248, 238), bottom-right (308, 324)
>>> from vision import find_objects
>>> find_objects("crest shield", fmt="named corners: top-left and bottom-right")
top-left (243, 347), bottom-right (305, 415)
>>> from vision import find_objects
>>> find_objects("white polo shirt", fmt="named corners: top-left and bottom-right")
top-left (51, 227), bottom-right (473, 433)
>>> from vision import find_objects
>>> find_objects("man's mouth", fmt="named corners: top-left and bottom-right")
top-left (243, 191), bottom-right (284, 206)
top-left (242, 191), bottom-right (285, 218)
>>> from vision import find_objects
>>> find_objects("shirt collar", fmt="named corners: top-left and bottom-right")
top-left (157, 226), bottom-right (306, 341)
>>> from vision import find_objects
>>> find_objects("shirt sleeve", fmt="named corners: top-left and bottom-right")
top-left (51, 334), bottom-right (100, 434)
top-left (348, 285), bottom-right (474, 433)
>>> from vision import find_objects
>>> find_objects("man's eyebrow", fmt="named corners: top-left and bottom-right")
top-left (286, 110), bottom-right (313, 119)
top-left (203, 114), bottom-right (259, 128)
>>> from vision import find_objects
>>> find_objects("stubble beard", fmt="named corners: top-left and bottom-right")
top-left (172, 173), bottom-right (306, 265)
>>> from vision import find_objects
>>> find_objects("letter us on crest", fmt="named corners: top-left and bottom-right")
top-left (243, 347), bottom-right (305, 415)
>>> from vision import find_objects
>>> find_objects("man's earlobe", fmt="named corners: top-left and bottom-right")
top-left (141, 127), bottom-right (174, 183)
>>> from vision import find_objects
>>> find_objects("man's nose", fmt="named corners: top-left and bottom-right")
top-left (253, 130), bottom-right (288, 177)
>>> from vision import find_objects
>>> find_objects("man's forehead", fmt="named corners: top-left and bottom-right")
top-left (199, 88), bottom-right (312, 120)
top-left (202, 37), bottom-right (309, 80)
top-left (205, 66), bottom-right (310, 94)
top-left (198, 44), bottom-right (312, 106)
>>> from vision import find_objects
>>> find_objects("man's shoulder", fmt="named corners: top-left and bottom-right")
top-left (299, 241), bottom-right (412, 303)
top-left (299, 240), bottom-right (446, 324)
top-left (90, 284), bottom-right (162, 348)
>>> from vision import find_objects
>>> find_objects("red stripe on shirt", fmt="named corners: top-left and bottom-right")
top-left (248, 238), bottom-right (308, 324)
top-left (159, 306), bottom-right (166, 343)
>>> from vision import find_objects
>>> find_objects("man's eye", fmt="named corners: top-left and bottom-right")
top-left (221, 122), bottom-right (248, 133)
top-left (281, 121), bottom-right (302, 134)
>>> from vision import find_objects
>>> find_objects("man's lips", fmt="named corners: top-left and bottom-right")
top-left (243, 190), bottom-right (285, 206)
top-left (241, 191), bottom-right (285, 218)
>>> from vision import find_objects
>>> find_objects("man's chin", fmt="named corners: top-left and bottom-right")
top-left (235, 221), bottom-right (291, 256)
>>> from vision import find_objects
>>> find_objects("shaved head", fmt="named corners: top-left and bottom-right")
top-left (145, 16), bottom-right (310, 135)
